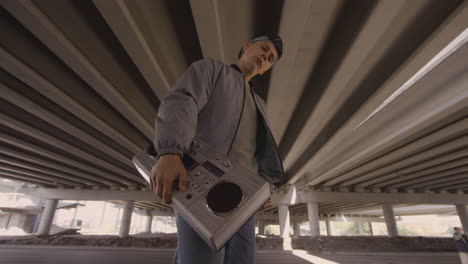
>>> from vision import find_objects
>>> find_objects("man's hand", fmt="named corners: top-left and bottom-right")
top-left (150, 154), bottom-right (187, 204)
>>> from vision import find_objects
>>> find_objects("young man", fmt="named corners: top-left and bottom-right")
top-left (150, 36), bottom-right (285, 264)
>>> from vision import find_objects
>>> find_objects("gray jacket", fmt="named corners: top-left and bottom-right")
top-left (154, 58), bottom-right (285, 186)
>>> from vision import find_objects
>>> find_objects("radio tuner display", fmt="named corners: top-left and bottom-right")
top-left (182, 155), bottom-right (200, 171)
top-left (202, 161), bottom-right (225, 178)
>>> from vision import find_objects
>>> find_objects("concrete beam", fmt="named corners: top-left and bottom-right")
top-left (0, 80), bottom-right (135, 170)
top-left (297, 190), bottom-right (468, 204)
top-left (408, 172), bottom-right (468, 190)
top-left (256, 213), bottom-right (385, 223)
top-left (92, 0), bottom-right (173, 100)
top-left (271, 185), bottom-right (297, 205)
top-left (0, 144), bottom-right (114, 186)
top-left (0, 0), bottom-right (154, 139)
top-left (0, 131), bottom-right (131, 187)
top-left (386, 165), bottom-right (468, 190)
top-left (0, 113), bottom-right (137, 182)
top-left (265, 0), bottom-right (317, 142)
top-left (293, 1), bottom-right (468, 187)
top-left (304, 41), bottom-right (468, 187)
top-left (189, 0), bottom-right (225, 61)
top-left (340, 120), bottom-right (468, 187)
top-left (283, 0), bottom-right (411, 171)
top-left (19, 188), bottom-right (160, 201)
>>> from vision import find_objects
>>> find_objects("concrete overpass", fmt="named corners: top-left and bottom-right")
top-left (0, 0), bottom-right (467, 248)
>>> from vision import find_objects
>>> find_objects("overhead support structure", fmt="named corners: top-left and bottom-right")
top-left (37, 199), bottom-right (58, 236)
top-left (278, 204), bottom-right (291, 250)
top-left (1, 0), bottom-right (155, 139)
top-left (287, 1), bottom-right (468, 188)
top-left (93, 0), bottom-right (179, 101)
top-left (326, 220), bottom-right (332, 236)
top-left (382, 204), bottom-right (398, 237)
top-left (295, 190), bottom-right (468, 204)
top-left (368, 222), bottom-right (374, 236)
top-left (455, 204), bottom-right (468, 232)
top-left (119, 200), bottom-right (134, 237)
top-left (307, 202), bottom-right (320, 237)
top-left (257, 220), bottom-right (266, 235)
top-left (144, 209), bottom-right (153, 233)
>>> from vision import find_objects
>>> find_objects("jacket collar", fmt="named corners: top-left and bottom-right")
top-left (230, 64), bottom-right (254, 87)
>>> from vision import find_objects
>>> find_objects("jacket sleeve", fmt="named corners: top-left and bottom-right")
top-left (154, 59), bottom-right (217, 157)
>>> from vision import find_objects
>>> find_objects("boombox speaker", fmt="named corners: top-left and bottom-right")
top-left (132, 139), bottom-right (271, 251)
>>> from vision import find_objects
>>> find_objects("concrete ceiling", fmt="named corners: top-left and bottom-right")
top-left (1, 0), bottom-right (467, 216)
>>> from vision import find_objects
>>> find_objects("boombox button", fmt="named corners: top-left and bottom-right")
top-left (203, 177), bottom-right (210, 184)
top-left (223, 160), bottom-right (232, 167)
top-left (216, 154), bottom-right (221, 160)
top-left (198, 186), bottom-right (205, 192)
top-left (194, 171), bottom-right (201, 177)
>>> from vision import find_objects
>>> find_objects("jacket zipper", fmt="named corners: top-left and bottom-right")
top-left (227, 77), bottom-right (246, 156)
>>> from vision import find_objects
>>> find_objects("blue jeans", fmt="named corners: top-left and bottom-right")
top-left (173, 214), bottom-right (256, 264)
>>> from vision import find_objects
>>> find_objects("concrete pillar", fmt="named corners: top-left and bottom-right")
top-left (307, 202), bottom-right (320, 237)
top-left (118, 200), bottom-right (134, 237)
top-left (37, 199), bottom-right (58, 235)
top-left (70, 206), bottom-right (79, 227)
top-left (325, 220), bottom-right (332, 236)
top-left (257, 221), bottom-right (266, 235)
top-left (114, 207), bottom-right (121, 233)
top-left (293, 222), bottom-right (300, 236)
top-left (357, 222), bottom-right (365, 235)
top-left (144, 210), bottom-right (153, 233)
top-left (278, 204), bottom-right (291, 250)
top-left (455, 204), bottom-right (468, 232)
top-left (98, 202), bottom-right (107, 231)
top-left (368, 222), bottom-right (374, 236)
top-left (382, 203), bottom-right (398, 237)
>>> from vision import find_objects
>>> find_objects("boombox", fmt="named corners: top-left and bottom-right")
top-left (132, 139), bottom-right (272, 251)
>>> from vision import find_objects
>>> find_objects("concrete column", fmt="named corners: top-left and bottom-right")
top-left (70, 206), bottom-right (79, 227)
top-left (118, 200), bottom-right (134, 237)
top-left (37, 199), bottom-right (59, 235)
top-left (307, 202), bottom-right (320, 237)
top-left (368, 222), bottom-right (374, 236)
top-left (455, 204), bottom-right (468, 232)
top-left (278, 204), bottom-right (291, 250)
top-left (357, 222), bottom-right (365, 235)
top-left (325, 220), bottom-right (332, 236)
top-left (257, 221), bottom-right (266, 235)
top-left (98, 202), bottom-right (107, 231)
top-left (114, 207), bottom-right (121, 233)
top-left (293, 222), bottom-right (300, 236)
top-left (382, 203), bottom-right (398, 237)
top-left (144, 210), bottom-right (153, 233)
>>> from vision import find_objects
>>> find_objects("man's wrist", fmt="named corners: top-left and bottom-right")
top-left (159, 153), bottom-right (182, 161)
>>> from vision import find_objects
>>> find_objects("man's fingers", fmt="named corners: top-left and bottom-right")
top-left (178, 170), bottom-right (188, 192)
top-left (162, 178), bottom-right (174, 204)
top-left (156, 176), bottom-right (163, 200)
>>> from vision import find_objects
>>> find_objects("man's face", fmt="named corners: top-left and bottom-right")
top-left (242, 40), bottom-right (278, 75)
